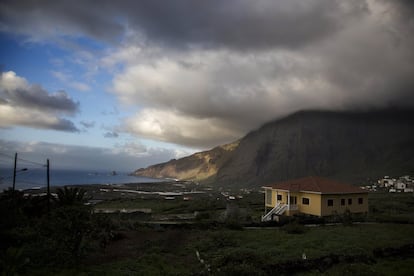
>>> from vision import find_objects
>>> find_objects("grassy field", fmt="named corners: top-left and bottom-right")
top-left (51, 223), bottom-right (414, 275)
top-left (2, 187), bottom-right (414, 275)
top-left (47, 191), bottom-right (414, 274)
top-left (368, 192), bottom-right (414, 223)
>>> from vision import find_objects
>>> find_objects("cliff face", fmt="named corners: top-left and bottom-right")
top-left (133, 141), bottom-right (239, 182)
top-left (134, 109), bottom-right (414, 187)
top-left (216, 109), bottom-right (414, 186)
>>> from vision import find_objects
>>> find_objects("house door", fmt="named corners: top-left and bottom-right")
top-left (286, 195), bottom-right (297, 205)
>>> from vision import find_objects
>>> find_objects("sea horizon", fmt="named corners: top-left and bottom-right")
top-left (0, 167), bottom-right (166, 191)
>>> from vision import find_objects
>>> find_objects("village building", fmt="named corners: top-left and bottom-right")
top-left (378, 177), bottom-right (395, 188)
top-left (396, 181), bottom-right (406, 190)
top-left (262, 176), bottom-right (368, 221)
top-left (378, 175), bottom-right (414, 193)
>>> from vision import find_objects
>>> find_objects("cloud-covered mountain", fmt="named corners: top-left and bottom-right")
top-left (134, 109), bottom-right (414, 187)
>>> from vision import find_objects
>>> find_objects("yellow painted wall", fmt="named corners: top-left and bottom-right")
top-left (269, 189), bottom-right (320, 216)
top-left (297, 193), bottom-right (322, 216)
top-left (265, 189), bottom-right (290, 207)
top-left (320, 193), bottom-right (368, 216)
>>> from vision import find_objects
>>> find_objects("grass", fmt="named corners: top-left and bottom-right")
top-left (43, 223), bottom-right (414, 275)
top-left (317, 257), bottom-right (414, 276)
top-left (368, 192), bottom-right (414, 223)
top-left (7, 189), bottom-right (414, 275)
top-left (96, 191), bottom-right (263, 212)
top-left (192, 224), bottom-right (414, 261)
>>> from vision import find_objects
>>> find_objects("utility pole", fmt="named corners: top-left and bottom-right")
top-left (12, 152), bottom-right (17, 193)
top-left (47, 158), bottom-right (50, 214)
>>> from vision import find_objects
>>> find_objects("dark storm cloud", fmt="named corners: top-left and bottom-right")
top-left (0, 72), bottom-right (79, 114)
top-left (0, 0), bottom-right (367, 50)
top-left (112, 0), bottom-right (414, 148)
top-left (0, 71), bottom-right (80, 132)
top-left (5, 86), bottom-right (79, 114)
top-left (122, 0), bottom-right (364, 50)
top-left (1, 0), bottom-right (414, 148)
top-left (0, 0), bottom-right (123, 42)
top-left (45, 118), bottom-right (79, 132)
top-left (315, 0), bottom-right (414, 109)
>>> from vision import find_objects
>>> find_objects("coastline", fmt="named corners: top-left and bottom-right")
top-left (18, 180), bottom-right (202, 199)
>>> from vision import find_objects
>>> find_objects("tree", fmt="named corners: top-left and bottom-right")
top-left (55, 186), bottom-right (88, 206)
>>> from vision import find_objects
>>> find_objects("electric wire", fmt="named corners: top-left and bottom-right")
top-left (0, 153), bottom-right (14, 159)
top-left (17, 157), bottom-right (46, 167)
top-left (0, 152), bottom-right (46, 167)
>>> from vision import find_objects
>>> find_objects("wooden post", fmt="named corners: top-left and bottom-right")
top-left (12, 152), bottom-right (17, 193)
top-left (287, 191), bottom-right (290, 212)
top-left (47, 159), bottom-right (50, 214)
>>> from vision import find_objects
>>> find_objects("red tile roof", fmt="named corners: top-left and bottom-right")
top-left (265, 176), bottom-right (366, 194)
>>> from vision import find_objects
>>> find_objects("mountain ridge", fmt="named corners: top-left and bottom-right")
top-left (134, 109), bottom-right (414, 187)
top-left (134, 141), bottom-right (239, 182)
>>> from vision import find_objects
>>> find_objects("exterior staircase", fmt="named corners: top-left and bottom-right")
top-left (261, 203), bottom-right (288, 222)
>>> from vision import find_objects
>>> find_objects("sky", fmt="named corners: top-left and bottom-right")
top-left (0, 0), bottom-right (413, 171)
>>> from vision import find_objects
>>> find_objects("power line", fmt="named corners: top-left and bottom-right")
top-left (0, 159), bottom-right (13, 165)
top-left (0, 152), bottom-right (14, 159)
top-left (1, 152), bottom-right (46, 167)
top-left (17, 157), bottom-right (46, 167)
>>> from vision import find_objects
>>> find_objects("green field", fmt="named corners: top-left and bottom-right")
top-left (60, 224), bottom-right (414, 275)
top-left (1, 188), bottom-right (414, 275)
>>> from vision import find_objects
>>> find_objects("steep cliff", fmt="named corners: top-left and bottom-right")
top-left (135, 109), bottom-right (414, 187)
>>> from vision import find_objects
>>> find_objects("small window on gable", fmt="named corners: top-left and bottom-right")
top-left (277, 195), bottom-right (282, 201)
top-left (358, 198), bottom-right (363, 204)
top-left (341, 199), bottom-right (345, 206)
top-left (302, 198), bottom-right (310, 205)
top-left (348, 198), bottom-right (352, 205)
top-left (327, 199), bottom-right (334, 207)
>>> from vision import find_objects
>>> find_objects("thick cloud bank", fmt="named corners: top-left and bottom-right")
top-left (1, 0), bottom-right (414, 148)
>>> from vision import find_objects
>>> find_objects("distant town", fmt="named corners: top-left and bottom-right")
top-left (363, 175), bottom-right (414, 193)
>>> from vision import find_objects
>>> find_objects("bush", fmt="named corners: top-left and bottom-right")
top-left (341, 209), bottom-right (353, 226)
top-left (282, 221), bottom-right (308, 234)
top-left (26, 205), bottom-right (93, 267)
top-left (0, 247), bottom-right (28, 275)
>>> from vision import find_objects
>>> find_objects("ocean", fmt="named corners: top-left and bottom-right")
top-left (0, 168), bottom-right (166, 191)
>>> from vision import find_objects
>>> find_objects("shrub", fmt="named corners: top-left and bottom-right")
top-left (282, 221), bottom-right (308, 234)
top-left (341, 209), bottom-right (353, 226)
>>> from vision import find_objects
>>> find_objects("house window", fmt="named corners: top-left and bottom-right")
top-left (348, 198), bottom-right (352, 205)
top-left (341, 199), bottom-right (345, 206)
top-left (302, 197), bottom-right (310, 205)
top-left (358, 198), bottom-right (363, 204)
top-left (327, 199), bottom-right (334, 207)
top-left (265, 190), bottom-right (272, 205)
top-left (277, 195), bottom-right (282, 201)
